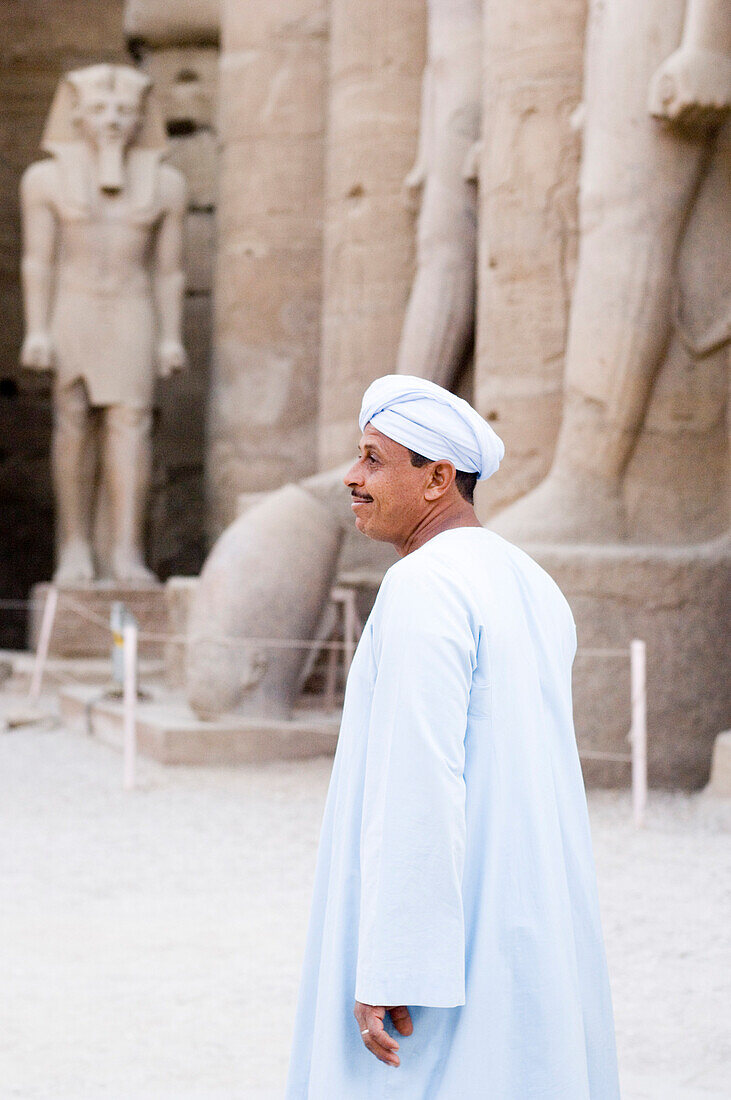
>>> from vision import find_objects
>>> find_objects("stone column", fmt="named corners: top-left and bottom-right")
top-left (317, 0), bottom-right (426, 470)
top-left (208, 0), bottom-right (328, 533)
top-left (474, 0), bottom-right (587, 517)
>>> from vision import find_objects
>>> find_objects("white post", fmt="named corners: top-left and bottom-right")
top-left (630, 639), bottom-right (647, 827)
top-left (122, 620), bottom-right (138, 791)
top-left (29, 586), bottom-right (58, 704)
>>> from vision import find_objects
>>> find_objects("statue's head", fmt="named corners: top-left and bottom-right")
top-left (67, 65), bottom-right (151, 153)
top-left (42, 64), bottom-right (165, 193)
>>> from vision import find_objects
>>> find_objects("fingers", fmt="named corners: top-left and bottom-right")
top-left (354, 1002), bottom-right (401, 1067)
top-left (389, 1005), bottom-right (413, 1036)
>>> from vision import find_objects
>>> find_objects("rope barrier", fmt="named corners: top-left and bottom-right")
top-left (0, 587), bottom-right (648, 823)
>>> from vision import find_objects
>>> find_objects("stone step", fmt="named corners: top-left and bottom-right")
top-left (0, 650), bottom-right (164, 693)
top-left (59, 683), bottom-right (340, 766)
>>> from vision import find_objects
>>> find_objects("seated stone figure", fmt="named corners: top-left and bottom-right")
top-left (20, 64), bottom-right (186, 585)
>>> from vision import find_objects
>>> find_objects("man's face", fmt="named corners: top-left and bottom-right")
top-left (75, 88), bottom-right (143, 151)
top-left (343, 424), bottom-right (434, 549)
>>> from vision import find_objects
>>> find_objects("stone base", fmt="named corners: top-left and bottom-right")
top-left (59, 684), bottom-right (340, 765)
top-left (29, 583), bottom-right (168, 658)
top-left (707, 731), bottom-right (731, 798)
top-left (0, 649), bottom-right (164, 693)
top-left (531, 540), bottom-right (731, 789)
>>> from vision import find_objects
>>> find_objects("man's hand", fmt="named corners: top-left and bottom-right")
top-left (354, 1001), bottom-right (413, 1067)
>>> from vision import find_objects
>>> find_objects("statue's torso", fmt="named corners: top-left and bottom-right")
top-left (43, 153), bottom-right (169, 407)
top-left (55, 200), bottom-right (157, 297)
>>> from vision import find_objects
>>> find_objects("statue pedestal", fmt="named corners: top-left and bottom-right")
top-left (532, 540), bottom-right (731, 789)
top-left (58, 684), bottom-right (339, 765)
top-left (29, 583), bottom-right (167, 659)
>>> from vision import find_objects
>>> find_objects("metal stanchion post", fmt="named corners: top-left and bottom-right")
top-left (122, 618), bottom-right (139, 791)
top-left (28, 586), bottom-right (58, 704)
top-left (630, 639), bottom-right (647, 827)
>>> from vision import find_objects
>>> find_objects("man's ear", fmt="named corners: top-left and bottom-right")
top-left (424, 460), bottom-right (457, 500)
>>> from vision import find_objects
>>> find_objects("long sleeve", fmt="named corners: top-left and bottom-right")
top-left (355, 565), bottom-right (477, 1008)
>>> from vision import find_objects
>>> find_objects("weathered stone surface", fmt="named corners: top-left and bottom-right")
top-left (142, 47), bottom-right (218, 131)
top-left (532, 541), bottom-right (731, 789)
top-left (708, 732), bottom-right (731, 798)
top-left (317, 0), bottom-right (425, 470)
top-left (0, 649), bottom-right (163, 692)
top-left (29, 582), bottom-right (167, 658)
top-left (475, 0), bottom-right (586, 517)
top-left (124, 0), bottom-right (219, 47)
top-left (207, 0), bottom-right (327, 531)
top-left (60, 682), bottom-right (339, 765)
top-left (490, 0), bottom-right (730, 544)
top-left (187, 483), bottom-right (343, 720)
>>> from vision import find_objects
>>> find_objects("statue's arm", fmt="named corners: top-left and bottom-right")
top-left (19, 161), bottom-right (57, 370)
top-left (154, 165), bottom-right (187, 377)
top-left (649, 0), bottom-right (731, 128)
top-left (403, 64), bottom-right (434, 209)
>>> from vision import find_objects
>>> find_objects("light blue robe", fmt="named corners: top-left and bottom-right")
top-left (286, 528), bottom-right (620, 1098)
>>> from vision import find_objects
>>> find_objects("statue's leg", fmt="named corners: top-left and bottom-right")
top-left (102, 403), bottom-right (156, 584)
top-left (396, 0), bottom-right (481, 387)
top-left (52, 380), bottom-right (97, 584)
top-left (397, 175), bottom-right (477, 387)
top-left (490, 0), bottom-right (706, 543)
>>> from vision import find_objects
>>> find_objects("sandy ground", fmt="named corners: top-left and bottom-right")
top-left (1, 704), bottom-right (729, 1099)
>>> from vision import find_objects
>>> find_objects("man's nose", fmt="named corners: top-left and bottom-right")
top-left (344, 460), bottom-right (362, 488)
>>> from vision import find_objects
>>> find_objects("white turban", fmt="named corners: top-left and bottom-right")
top-left (359, 375), bottom-right (505, 481)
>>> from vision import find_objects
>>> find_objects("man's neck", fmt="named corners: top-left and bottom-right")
top-left (397, 499), bottom-right (482, 557)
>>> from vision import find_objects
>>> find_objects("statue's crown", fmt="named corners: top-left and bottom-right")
top-left (67, 64), bottom-right (152, 107)
top-left (42, 64), bottom-right (165, 153)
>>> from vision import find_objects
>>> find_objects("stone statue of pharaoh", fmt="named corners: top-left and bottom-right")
top-left (491, 0), bottom-right (730, 544)
top-left (20, 64), bottom-right (187, 585)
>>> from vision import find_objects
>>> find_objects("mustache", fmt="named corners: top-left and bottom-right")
top-left (351, 491), bottom-right (373, 501)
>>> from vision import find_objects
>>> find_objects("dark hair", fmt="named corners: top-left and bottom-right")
top-left (408, 449), bottom-right (478, 505)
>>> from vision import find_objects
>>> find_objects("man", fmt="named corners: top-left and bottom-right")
top-left (20, 64), bottom-right (186, 585)
top-left (286, 375), bottom-right (620, 1098)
